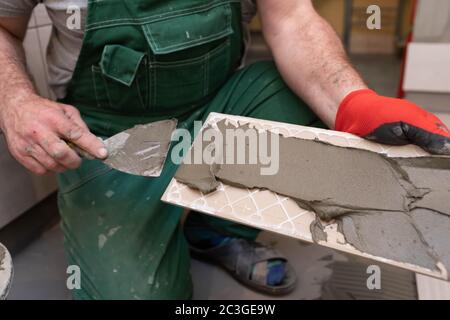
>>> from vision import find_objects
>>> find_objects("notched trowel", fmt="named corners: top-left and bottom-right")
top-left (70, 119), bottom-right (177, 177)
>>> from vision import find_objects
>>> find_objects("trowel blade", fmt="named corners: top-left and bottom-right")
top-left (103, 119), bottom-right (177, 177)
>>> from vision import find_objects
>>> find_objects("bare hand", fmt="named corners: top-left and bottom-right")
top-left (0, 94), bottom-right (108, 175)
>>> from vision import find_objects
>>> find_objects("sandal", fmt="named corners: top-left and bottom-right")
top-left (189, 238), bottom-right (297, 296)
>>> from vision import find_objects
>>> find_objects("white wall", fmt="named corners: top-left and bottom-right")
top-left (404, 0), bottom-right (450, 112)
top-left (413, 0), bottom-right (450, 43)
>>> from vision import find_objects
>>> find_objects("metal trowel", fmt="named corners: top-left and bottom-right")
top-left (70, 119), bottom-right (177, 177)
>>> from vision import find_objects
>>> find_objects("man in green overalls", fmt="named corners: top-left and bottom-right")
top-left (1, 0), bottom-right (450, 299)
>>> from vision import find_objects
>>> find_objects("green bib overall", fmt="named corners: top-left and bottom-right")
top-left (58, 0), bottom-right (322, 299)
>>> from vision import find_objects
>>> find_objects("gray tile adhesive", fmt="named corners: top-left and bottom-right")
top-left (103, 119), bottom-right (177, 177)
top-left (175, 120), bottom-right (450, 275)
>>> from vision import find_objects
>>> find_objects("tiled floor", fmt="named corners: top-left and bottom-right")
top-left (7, 225), bottom-right (71, 300)
top-left (192, 232), bottom-right (347, 300)
top-left (7, 223), bottom-right (346, 300)
top-left (7, 220), bottom-right (420, 300)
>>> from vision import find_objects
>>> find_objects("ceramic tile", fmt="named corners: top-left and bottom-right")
top-left (416, 274), bottom-right (450, 300)
top-left (162, 112), bottom-right (446, 281)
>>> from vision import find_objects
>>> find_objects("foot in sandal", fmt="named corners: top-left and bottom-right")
top-left (187, 235), bottom-right (297, 296)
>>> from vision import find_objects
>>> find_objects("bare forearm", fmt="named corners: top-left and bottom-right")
top-left (0, 26), bottom-right (36, 125)
top-left (0, 23), bottom-right (106, 175)
top-left (261, 6), bottom-right (367, 128)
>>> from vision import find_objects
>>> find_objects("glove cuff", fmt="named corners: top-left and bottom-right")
top-left (335, 89), bottom-right (377, 132)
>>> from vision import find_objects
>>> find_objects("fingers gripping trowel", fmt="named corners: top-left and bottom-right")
top-left (70, 119), bottom-right (177, 177)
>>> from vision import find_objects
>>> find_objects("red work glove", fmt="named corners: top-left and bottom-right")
top-left (335, 89), bottom-right (450, 155)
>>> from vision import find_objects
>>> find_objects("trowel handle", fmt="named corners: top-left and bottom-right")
top-left (66, 141), bottom-right (96, 160)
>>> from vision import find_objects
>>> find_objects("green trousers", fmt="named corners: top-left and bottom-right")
top-left (58, 61), bottom-right (322, 299)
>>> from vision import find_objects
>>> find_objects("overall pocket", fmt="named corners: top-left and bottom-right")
top-left (142, 1), bottom-right (237, 110)
top-left (91, 45), bottom-right (149, 112)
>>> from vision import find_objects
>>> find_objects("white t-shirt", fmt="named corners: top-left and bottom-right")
top-left (0, 0), bottom-right (257, 99)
